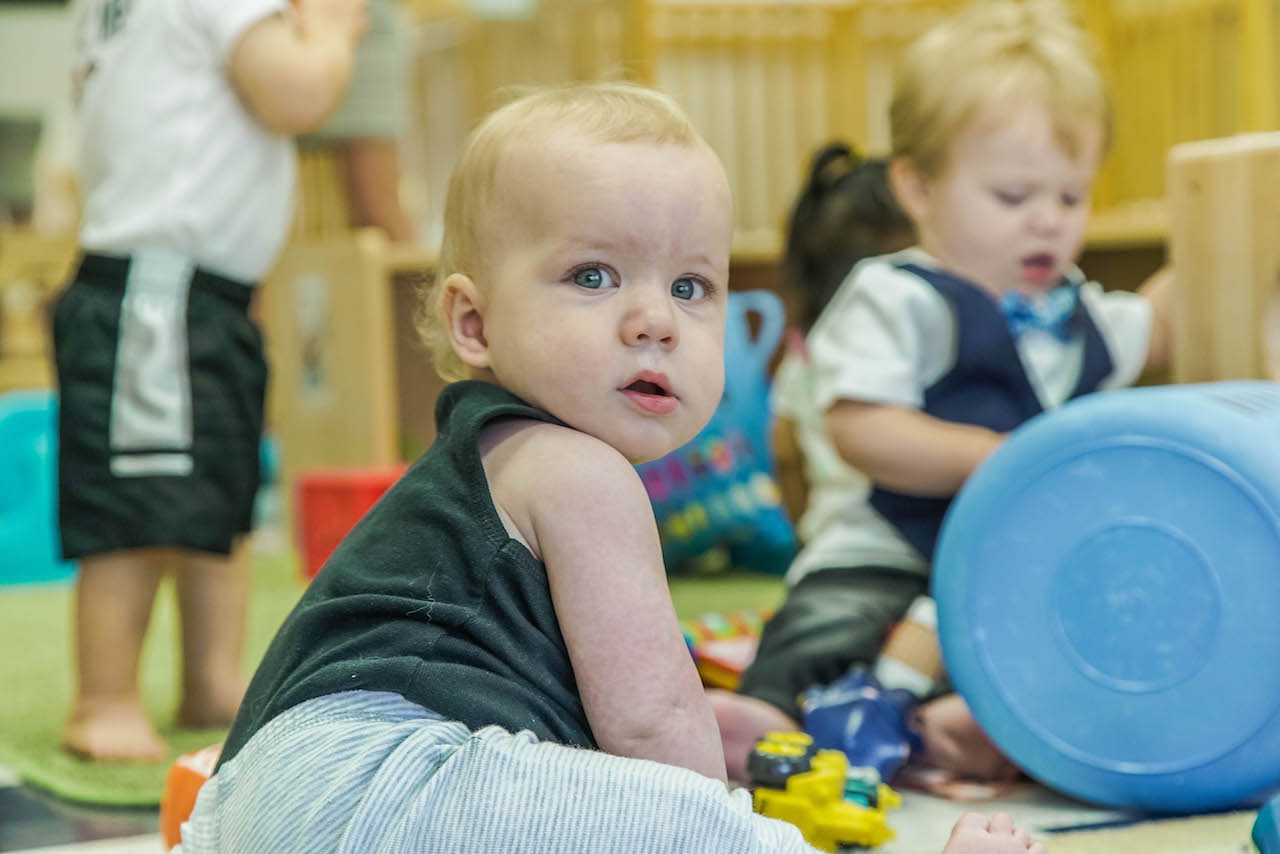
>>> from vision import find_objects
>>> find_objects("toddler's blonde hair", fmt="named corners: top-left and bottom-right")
top-left (419, 82), bottom-right (706, 381)
top-left (890, 0), bottom-right (1110, 178)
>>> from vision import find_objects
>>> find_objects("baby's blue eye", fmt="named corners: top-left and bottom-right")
top-left (672, 277), bottom-right (706, 301)
top-left (994, 190), bottom-right (1027, 206)
top-left (1061, 193), bottom-right (1082, 207)
top-left (572, 266), bottom-right (616, 289)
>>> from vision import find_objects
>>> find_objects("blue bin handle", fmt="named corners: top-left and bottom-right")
top-left (724, 290), bottom-right (785, 397)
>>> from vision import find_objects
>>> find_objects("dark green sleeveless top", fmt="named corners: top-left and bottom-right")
top-left (219, 381), bottom-right (596, 767)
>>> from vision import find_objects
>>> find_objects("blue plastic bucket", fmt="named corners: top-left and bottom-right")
top-left (0, 390), bottom-right (76, 586)
top-left (935, 381), bottom-right (1280, 813)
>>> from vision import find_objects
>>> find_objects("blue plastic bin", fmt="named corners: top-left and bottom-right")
top-left (935, 381), bottom-right (1280, 813)
top-left (0, 390), bottom-right (76, 586)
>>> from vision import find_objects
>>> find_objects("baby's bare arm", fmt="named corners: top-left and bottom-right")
top-left (826, 400), bottom-right (1003, 496)
top-left (490, 425), bottom-right (727, 783)
top-left (227, 0), bottom-right (368, 135)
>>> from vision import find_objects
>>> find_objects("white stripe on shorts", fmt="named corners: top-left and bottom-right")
top-left (109, 249), bottom-right (194, 456)
top-left (109, 452), bottom-right (194, 477)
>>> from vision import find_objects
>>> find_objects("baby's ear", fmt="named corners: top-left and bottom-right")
top-left (440, 273), bottom-right (490, 370)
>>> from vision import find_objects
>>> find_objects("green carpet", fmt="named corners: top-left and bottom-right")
top-left (0, 548), bottom-right (783, 807)
top-left (0, 549), bottom-right (307, 807)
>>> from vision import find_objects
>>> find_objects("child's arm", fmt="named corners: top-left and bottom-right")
top-left (227, 0), bottom-right (368, 135)
top-left (487, 422), bottom-right (728, 782)
top-left (1138, 265), bottom-right (1174, 371)
top-left (826, 400), bottom-right (1003, 496)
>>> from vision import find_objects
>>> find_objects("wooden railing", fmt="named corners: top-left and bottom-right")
top-left (292, 0), bottom-right (1279, 255)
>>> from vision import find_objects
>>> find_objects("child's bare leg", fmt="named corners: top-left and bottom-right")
top-left (706, 689), bottom-right (799, 784)
top-left (175, 539), bottom-right (250, 728)
top-left (941, 812), bottom-right (1046, 854)
top-left (339, 138), bottom-right (417, 244)
top-left (62, 548), bottom-right (170, 762)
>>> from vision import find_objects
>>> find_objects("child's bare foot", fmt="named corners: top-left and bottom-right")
top-left (62, 700), bottom-right (168, 763)
top-left (706, 689), bottom-right (799, 784)
top-left (176, 677), bottom-right (248, 728)
top-left (941, 812), bottom-right (1046, 854)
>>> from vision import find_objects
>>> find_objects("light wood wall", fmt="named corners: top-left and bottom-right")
top-left (316, 0), bottom-right (1265, 258)
top-left (640, 1), bottom-right (958, 255)
top-left (1091, 0), bottom-right (1279, 212)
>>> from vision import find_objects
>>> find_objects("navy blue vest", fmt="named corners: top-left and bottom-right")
top-left (868, 263), bottom-right (1114, 561)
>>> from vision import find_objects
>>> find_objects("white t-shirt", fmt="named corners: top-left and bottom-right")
top-left (73, 0), bottom-right (293, 282)
top-left (776, 248), bottom-right (1154, 584)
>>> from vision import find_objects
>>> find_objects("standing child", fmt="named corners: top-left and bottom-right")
top-left (711, 0), bottom-right (1173, 786)
top-left (55, 0), bottom-right (367, 762)
top-left (179, 82), bottom-right (1044, 854)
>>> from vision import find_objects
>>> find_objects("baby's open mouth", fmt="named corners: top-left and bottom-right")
top-left (620, 374), bottom-right (677, 414)
top-left (625, 379), bottom-right (669, 396)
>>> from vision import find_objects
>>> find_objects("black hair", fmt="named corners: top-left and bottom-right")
top-left (782, 142), bottom-right (914, 331)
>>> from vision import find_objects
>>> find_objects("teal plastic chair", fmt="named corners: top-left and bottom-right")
top-left (0, 390), bottom-right (75, 586)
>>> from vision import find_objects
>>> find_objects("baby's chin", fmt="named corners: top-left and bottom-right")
top-left (622, 439), bottom-right (682, 467)
top-left (620, 427), bottom-right (699, 467)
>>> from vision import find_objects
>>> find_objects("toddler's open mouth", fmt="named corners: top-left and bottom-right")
top-left (1021, 253), bottom-right (1056, 285)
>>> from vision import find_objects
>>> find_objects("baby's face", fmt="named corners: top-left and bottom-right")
top-left (911, 103), bottom-right (1102, 297)
top-left (476, 133), bottom-right (732, 463)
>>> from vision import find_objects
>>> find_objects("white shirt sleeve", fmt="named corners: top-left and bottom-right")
top-left (807, 258), bottom-right (955, 415)
top-left (1079, 281), bottom-right (1153, 390)
top-left (185, 0), bottom-right (289, 63)
top-left (771, 351), bottom-right (810, 423)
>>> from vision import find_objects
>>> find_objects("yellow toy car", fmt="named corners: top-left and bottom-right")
top-left (749, 731), bottom-right (901, 852)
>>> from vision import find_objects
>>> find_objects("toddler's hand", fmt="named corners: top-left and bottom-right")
top-left (911, 693), bottom-right (1020, 782)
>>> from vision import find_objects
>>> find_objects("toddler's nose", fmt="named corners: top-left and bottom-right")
top-left (1029, 198), bottom-right (1067, 235)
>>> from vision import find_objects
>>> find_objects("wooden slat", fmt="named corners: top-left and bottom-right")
top-left (1167, 132), bottom-right (1280, 382)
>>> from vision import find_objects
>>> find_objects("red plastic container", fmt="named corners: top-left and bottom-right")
top-left (296, 465), bottom-right (408, 579)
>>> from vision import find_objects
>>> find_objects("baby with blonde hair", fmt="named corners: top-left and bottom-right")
top-left (712, 0), bottom-right (1171, 802)
top-left (182, 80), bottom-right (1044, 853)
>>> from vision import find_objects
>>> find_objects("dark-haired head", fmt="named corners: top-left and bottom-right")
top-left (783, 142), bottom-right (914, 331)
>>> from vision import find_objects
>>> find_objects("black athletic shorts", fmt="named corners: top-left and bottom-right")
top-left (53, 252), bottom-right (267, 559)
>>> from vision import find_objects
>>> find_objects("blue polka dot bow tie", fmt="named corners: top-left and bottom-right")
top-left (1000, 285), bottom-right (1078, 342)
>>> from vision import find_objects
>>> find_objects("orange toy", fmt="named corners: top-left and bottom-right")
top-left (159, 743), bottom-right (221, 850)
